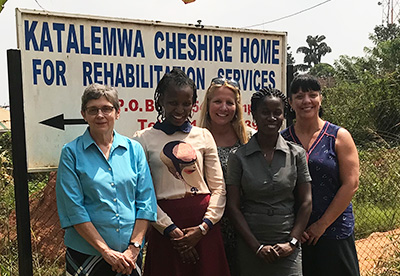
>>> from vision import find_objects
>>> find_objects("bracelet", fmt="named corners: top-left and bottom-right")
top-left (255, 244), bottom-right (264, 255)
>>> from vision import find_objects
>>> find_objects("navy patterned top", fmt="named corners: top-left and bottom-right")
top-left (281, 121), bottom-right (355, 240)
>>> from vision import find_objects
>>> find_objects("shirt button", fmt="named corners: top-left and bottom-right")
top-left (108, 167), bottom-right (111, 171)
top-left (116, 228), bottom-right (120, 232)
top-left (111, 183), bottom-right (115, 186)
top-left (116, 214), bottom-right (119, 217)
top-left (113, 198), bottom-right (117, 202)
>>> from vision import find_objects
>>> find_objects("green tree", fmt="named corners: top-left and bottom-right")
top-left (369, 22), bottom-right (400, 44)
top-left (287, 45), bottom-right (296, 65)
top-left (296, 35), bottom-right (332, 70)
top-left (324, 22), bottom-right (400, 147)
top-left (309, 63), bottom-right (335, 78)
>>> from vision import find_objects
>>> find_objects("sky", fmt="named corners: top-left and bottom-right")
top-left (0, 0), bottom-right (383, 106)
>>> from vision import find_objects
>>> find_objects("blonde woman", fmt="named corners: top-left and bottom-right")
top-left (199, 77), bottom-right (253, 275)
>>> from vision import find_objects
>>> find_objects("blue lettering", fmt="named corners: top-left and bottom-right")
top-left (196, 68), bottom-right (205, 90)
top-left (261, 70), bottom-right (268, 88)
top-left (154, 65), bottom-right (163, 83)
top-left (39, 22), bottom-right (53, 52)
top-left (240, 38), bottom-right (250, 63)
top-left (25, 20), bottom-right (39, 51)
top-left (117, 29), bottom-right (133, 56)
top-left (241, 69), bottom-right (251, 90)
top-left (53, 23), bottom-right (65, 52)
top-left (233, 69), bottom-right (240, 82)
top-left (251, 39), bottom-right (259, 64)
top-left (225, 68), bottom-right (232, 80)
top-left (269, 71), bottom-right (276, 87)
top-left (225, 37), bottom-right (232, 62)
top-left (187, 34), bottom-right (196, 60)
top-left (165, 32), bottom-right (176, 59)
top-left (94, 62), bottom-right (102, 83)
top-left (103, 27), bottom-right (117, 56)
top-left (82, 62), bottom-right (92, 86)
top-left (177, 33), bottom-right (186, 60)
top-left (43, 60), bottom-right (54, 85)
top-left (186, 67), bottom-right (195, 82)
top-left (104, 63), bottom-right (114, 86)
top-left (133, 30), bottom-right (145, 57)
top-left (115, 63), bottom-right (125, 87)
top-left (261, 40), bottom-right (271, 64)
top-left (80, 25), bottom-right (90, 54)
top-left (272, 40), bottom-right (280, 64)
top-left (141, 64), bottom-right (149, 88)
top-left (55, 60), bottom-right (67, 86)
top-left (217, 68), bottom-right (224, 78)
top-left (126, 64), bottom-right (134, 87)
top-left (154, 31), bottom-right (164, 59)
top-left (91, 26), bottom-right (102, 55)
top-left (214, 36), bottom-right (223, 62)
top-left (32, 59), bottom-right (41, 85)
top-left (197, 35), bottom-right (207, 61)
top-left (66, 24), bottom-right (79, 53)
top-left (253, 70), bottom-right (261, 91)
top-left (136, 64), bottom-right (140, 87)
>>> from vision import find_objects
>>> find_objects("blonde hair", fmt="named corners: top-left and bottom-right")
top-left (199, 83), bottom-right (249, 144)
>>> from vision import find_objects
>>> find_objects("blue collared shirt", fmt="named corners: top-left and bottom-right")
top-left (56, 128), bottom-right (157, 255)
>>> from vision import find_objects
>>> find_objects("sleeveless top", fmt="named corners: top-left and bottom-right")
top-left (281, 121), bottom-right (355, 240)
top-left (217, 141), bottom-right (241, 181)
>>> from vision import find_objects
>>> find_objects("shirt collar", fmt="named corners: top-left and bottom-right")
top-left (153, 120), bottom-right (192, 135)
top-left (245, 133), bottom-right (290, 156)
top-left (82, 128), bottom-right (128, 150)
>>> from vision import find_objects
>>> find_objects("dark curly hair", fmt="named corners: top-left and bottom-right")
top-left (154, 68), bottom-right (197, 121)
top-left (251, 87), bottom-right (288, 117)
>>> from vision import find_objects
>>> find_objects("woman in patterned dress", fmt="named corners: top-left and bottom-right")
top-left (199, 77), bottom-right (253, 275)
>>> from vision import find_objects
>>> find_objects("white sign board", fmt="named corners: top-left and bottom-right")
top-left (15, 8), bottom-right (287, 171)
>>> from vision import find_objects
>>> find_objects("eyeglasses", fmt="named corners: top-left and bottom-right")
top-left (211, 77), bottom-right (240, 90)
top-left (85, 106), bottom-right (115, 115)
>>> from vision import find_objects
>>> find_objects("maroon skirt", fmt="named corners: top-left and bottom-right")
top-left (143, 194), bottom-right (230, 276)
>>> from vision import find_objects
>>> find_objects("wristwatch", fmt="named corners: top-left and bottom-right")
top-left (289, 237), bottom-right (299, 248)
top-left (129, 241), bottom-right (141, 249)
top-left (198, 224), bottom-right (207, 235)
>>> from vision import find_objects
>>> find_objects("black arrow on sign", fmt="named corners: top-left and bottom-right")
top-left (39, 114), bottom-right (87, 130)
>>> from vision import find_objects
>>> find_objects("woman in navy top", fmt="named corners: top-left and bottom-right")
top-left (281, 74), bottom-right (360, 276)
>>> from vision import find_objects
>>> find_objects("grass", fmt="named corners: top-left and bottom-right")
top-left (0, 171), bottom-right (64, 275)
top-left (354, 203), bottom-right (400, 240)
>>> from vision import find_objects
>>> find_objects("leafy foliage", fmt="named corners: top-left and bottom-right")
top-left (296, 35), bottom-right (332, 71)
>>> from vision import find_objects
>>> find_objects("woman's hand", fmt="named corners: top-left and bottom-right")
top-left (272, 242), bottom-right (295, 258)
top-left (102, 248), bottom-right (135, 275)
top-left (169, 227), bottom-right (200, 264)
top-left (120, 245), bottom-right (141, 275)
top-left (258, 245), bottom-right (279, 263)
top-left (304, 220), bottom-right (328, 245)
top-left (177, 226), bottom-right (203, 248)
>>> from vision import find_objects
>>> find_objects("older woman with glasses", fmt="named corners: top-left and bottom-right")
top-left (199, 77), bottom-right (254, 275)
top-left (56, 83), bottom-right (157, 276)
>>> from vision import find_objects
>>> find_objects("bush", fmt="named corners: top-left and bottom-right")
top-left (353, 147), bottom-right (400, 240)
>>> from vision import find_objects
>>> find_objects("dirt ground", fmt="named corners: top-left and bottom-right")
top-left (356, 228), bottom-right (400, 275)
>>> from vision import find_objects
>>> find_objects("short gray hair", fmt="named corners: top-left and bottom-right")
top-left (81, 83), bottom-right (120, 112)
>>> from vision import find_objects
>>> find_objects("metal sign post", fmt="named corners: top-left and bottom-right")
top-left (7, 49), bottom-right (33, 276)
